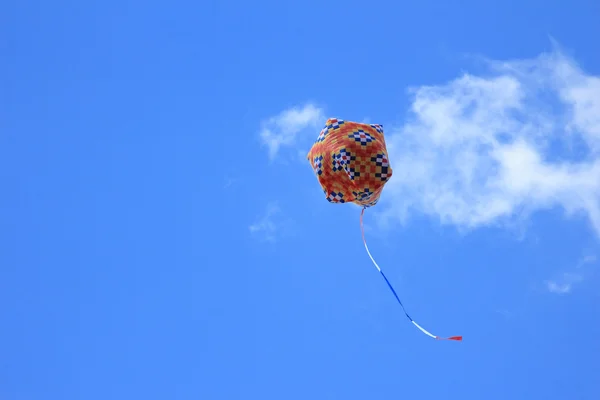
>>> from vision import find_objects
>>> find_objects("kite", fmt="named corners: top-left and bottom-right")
top-left (307, 118), bottom-right (462, 341)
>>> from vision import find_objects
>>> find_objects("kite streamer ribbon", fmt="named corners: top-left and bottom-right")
top-left (360, 207), bottom-right (463, 341)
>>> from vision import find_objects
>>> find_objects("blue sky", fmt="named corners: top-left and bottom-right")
top-left (2, 0), bottom-right (600, 398)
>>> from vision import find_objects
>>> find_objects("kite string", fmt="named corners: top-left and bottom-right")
top-left (359, 207), bottom-right (462, 341)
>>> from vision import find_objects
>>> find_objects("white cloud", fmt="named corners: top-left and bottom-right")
top-left (259, 103), bottom-right (325, 159)
top-left (545, 273), bottom-right (583, 294)
top-left (545, 253), bottom-right (597, 294)
top-left (581, 254), bottom-right (597, 264)
top-left (379, 48), bottom-right (600, 236)
top-left (249, 203), bottom-right (281, 242)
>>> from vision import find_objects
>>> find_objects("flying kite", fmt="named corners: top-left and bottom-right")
top-left (307, 118), bottom-right (462, 341)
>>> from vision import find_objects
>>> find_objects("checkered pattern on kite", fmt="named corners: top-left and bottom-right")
top-left (315, 118), bottom-right (346, 143)
top-left (326, 191), bottom-right (346, 203)
top-left (312, 154), bottom-right (324, 176)
top-left (332, 148), bottom-right (355, 172)
top-left (370, 124), bottom-right (384, 134)
top-left (372, 153), bottom-right (391, 181)
top-left (307, 118), bottom-right (393, 207)
top-left (349, 129), bottom-right (374, 146)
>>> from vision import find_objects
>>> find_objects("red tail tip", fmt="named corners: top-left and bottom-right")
top-left (448, 336), bottom-right (463, 341)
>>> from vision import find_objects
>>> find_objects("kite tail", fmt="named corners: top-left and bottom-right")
top-left (359, 207), bottom-right (462, 342)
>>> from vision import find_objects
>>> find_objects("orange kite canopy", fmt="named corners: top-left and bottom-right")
top-left (307, 118), bottom-right (393, 207)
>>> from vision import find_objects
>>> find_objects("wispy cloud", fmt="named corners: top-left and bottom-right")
top-left (259, 103), bottom-right (325, 159)
top-left (545, 273), bottom-right (584, 294)
top-left (581, 254), bottom-right (597, 264)
top-left (496, 309), bottom-right (514, 320)
top-left (249, 203), bottom-right (281, 242)
top-left (545, 253), bottom-right (597, 294)
top-left (223, 176), bottom-right (236, 189)
top-left (378, 46), bottom-right (600, 236)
